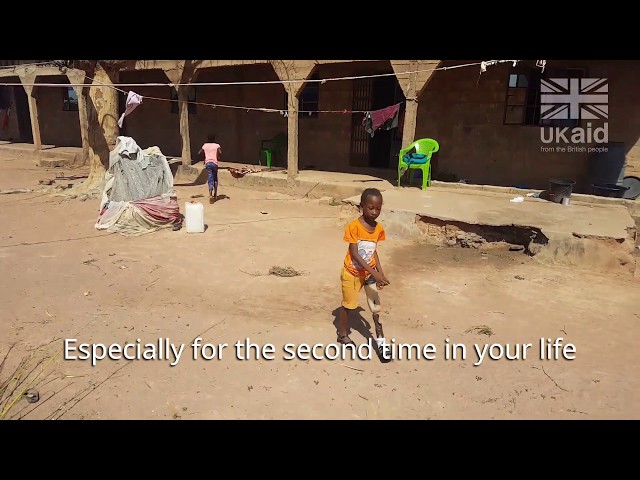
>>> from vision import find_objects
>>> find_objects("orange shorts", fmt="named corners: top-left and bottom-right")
top-left (341, 266), bottom-right (375, 310)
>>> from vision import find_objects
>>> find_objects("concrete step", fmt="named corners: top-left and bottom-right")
top-left (39, 157), bottom-right (69, 168)
top-left (38, 150), bottom-right (83, 168)
top-left (0, 143), bottom-right (83, 166)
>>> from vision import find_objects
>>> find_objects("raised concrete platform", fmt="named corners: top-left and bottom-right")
top-left (170, 158), bottom-right (639, 274)
top-left (2, 141), bottom-right (637, 273)
top-left (174, 161), bottom-right (394, 201)
top-left (0, 141), bottom-right (83, 167)
top-left (429, 179), bottom-right (640, 217)
top-left (345, 187), bottom-right (635, 240)
top-left (1, 141), bottom-right (637, 213)
top-left (343, 187), bottom-right (638, 275)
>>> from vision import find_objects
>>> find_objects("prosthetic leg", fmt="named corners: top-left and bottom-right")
top-left (364, 281), bottom-right (387, 357)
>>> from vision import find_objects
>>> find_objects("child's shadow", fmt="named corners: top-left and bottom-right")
top-left (331, 307), bottom-right (389, 363)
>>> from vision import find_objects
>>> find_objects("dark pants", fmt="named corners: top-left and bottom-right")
top-left (206, 162), bottom-right (219, 191)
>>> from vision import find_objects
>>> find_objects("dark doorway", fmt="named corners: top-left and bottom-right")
top-left (12, 86), bottom-right (33, 143)
top-left (370, 76), bottom-right (404, 168)
top-left (349, 75), bottom-right (404, 169)
top-left (0, 86), bottom-right (9, 110)
top-left (0, 86), bottom-right (10, 139)
top-left (350, 78), bottom-right (373, 168)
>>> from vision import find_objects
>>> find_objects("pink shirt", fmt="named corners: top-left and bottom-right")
top-left (202, 143), bottom-right (221, 165)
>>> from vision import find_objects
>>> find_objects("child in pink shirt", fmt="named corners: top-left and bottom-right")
top-left (199, 142), bottom-right (222, 203)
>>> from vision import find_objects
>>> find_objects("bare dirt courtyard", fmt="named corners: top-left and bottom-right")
top-left (1, 153), bottom-right (639, 420)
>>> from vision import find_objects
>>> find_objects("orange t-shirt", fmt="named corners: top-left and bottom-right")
top-left (343, 218), bottom-right (386, 276)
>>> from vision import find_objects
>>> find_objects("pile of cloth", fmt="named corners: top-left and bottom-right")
top-left (229, 166), bottom-right (261, 178)
top-left (95, 136), bottom-right (183, 236)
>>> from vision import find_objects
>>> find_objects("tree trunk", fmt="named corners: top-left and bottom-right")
top-left (177, 85), bottom-right (191, 166)
top-left (76, 64), bottom-right (120, 194)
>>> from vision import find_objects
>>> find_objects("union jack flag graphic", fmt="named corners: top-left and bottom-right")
top-left (540, 78), bottom-right (608, 121)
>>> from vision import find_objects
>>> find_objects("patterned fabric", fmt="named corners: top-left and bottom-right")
top-left (206, 162), bottom-right (219, 190)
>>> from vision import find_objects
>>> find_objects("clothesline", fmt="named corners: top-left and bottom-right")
top-left (108, 60), bottom-right (530, 119)
top-left (1, 60), bottom-right (545, 125)
top-left (142, 92), bottom-right (400, 114)
top-left (116, 89), bottom-right (404, 134)
top-left (0, 61), bottom-right (480, 86)
top-left (0, 60), bottom-right (529, 88)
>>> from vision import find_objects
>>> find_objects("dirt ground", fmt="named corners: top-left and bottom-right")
top-left (1, 153), bottom-right (639, 420)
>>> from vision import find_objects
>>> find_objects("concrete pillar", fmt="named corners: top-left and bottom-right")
top-left (285, 85), bottom-right (299, 178)
top-left (163, 61), bottom-right (195, 166)
top-left (271, 61), bottom-right (316, 179)
top-left (391, 60), bottom-right (441, 148)
top-left (66, 70), bottom-right (90, 166)
top-left (18, 73), bottom-right (42, 155)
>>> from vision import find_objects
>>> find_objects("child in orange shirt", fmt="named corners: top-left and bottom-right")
top-left (338, 188), bottom-right (390, 346)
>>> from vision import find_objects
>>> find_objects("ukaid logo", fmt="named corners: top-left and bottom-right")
top-left (540, 78), bottom-right (608, 153)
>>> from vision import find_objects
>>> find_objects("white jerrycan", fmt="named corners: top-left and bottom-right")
top-left (184, 201), bottom-right (205, 233)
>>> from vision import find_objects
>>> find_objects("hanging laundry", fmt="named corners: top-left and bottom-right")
top-left (362, 103), bottom-right (401, 138)
top-left (118, 91), bottom-right (143, 128)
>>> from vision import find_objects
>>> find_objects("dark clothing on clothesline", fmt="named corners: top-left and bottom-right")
top-left (362, 103), bottom-right (401, 137)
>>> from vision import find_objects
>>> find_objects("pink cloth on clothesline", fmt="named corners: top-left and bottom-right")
top-left (118, 91), bottom-right (143, 128)
top-left (370, 103), bottom-right (400, 131)
top-left (362, 103), bottom-right (401, 137)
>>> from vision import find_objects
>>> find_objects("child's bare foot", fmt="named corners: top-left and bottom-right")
top-left (209, 197), bottom-right (215, 204)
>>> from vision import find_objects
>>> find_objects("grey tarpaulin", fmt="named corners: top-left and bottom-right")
top-left (95, 137), bottom-right (179, 236)
top-left (101, 136), bottom-right (175, 209)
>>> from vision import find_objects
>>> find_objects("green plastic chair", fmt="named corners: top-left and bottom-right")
top-left (397, 138), bottom-right (439, 190)
top-left (259, 132), bottom-right (287, 169)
